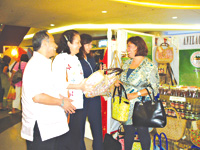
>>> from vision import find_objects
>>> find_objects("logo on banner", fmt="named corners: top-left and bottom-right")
top-left (190, 51), bottom-right (200, 68)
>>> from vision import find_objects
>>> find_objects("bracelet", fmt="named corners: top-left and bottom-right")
top-left (61, 98), bottom-right (64, 107)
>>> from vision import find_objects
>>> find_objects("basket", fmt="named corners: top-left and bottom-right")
top-left (156, 107), bottom-right (187, 141)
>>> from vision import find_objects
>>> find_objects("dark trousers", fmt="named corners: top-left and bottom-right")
top-left (26, 122), bottom-right (57, 150)
top-left (69, 109), bottom-right (85, 150)
top-left (123, 125), bottom-right (151, 150)
top-left (80, 97), bottom-right (103, 150)
top-left (0, 79), bottom-right (4, 103)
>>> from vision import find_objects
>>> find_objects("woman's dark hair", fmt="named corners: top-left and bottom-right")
top-left (20, 54), bottom-right (29, 62)
top-left (2, 55), bottom-right (11, 65)
top-left (56, 30), bottom-right (79, 54)
top-left (77, 34), bottom-right (93, 59)
top-left (32, 30), bottom-right (49, 51)
top-left (127, 36), bottom-right (148, 56)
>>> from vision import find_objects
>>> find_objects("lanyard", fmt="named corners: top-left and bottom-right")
top-left (84, 58), bottom-right (93, 73)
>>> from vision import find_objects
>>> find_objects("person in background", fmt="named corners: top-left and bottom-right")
top-left (9, 54), bottom-right (29, 114)
top-left (76, 34), bottom-right (104, 150)
top-left (52, 30), bottom-right (86, 150)
top-left (21, 30), bottom-right (77, 150)
top-left (115, 36), bottom-right (159, 150)
top-left (0, 55), bottom-right (11, 110)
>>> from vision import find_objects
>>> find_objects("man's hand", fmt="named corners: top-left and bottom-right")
top-left (59, 94), bottom-right (76, 114)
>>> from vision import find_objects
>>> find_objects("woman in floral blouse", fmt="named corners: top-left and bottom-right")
top-left (116, 36), bottom-right (159, 150)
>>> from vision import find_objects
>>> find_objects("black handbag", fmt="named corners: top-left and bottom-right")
top-left (12, 62), bottom-right (22, 84)
top-left (132, 85), bottom-right (166, 128)
top-left (103, 133), bottom-right (122, 150)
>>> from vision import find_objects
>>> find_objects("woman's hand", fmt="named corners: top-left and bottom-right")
top-left (114, 80), bottom-right (122, 87)
top-left (100, 63), bottom-right (106, 70)
top-left (127, 92), bottom-right (138, 100)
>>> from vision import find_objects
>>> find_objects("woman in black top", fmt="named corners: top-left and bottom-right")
top-left (76, 34), bottom-right (103, 150)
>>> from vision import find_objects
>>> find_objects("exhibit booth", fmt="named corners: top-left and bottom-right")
top-left (84, 29), bottom-right (200, 149)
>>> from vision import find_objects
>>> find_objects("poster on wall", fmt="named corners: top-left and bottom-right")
top-left (179, 33), bottom-right (200, 86)
top-left (179, 49), bottom-right (200, 86)
top-left (127, 32), bottom-right (153, 60)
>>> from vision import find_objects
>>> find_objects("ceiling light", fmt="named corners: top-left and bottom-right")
top-left (172, 16), bottom-right (177, 19)
top-left (50, 24), bottom-right (55, 27)
top-left (23, 24), bottom-right (200, 40)
top-left (112, 0), bottom-right (200, 9)
top-left (102, 11), bottom-right (107, 13)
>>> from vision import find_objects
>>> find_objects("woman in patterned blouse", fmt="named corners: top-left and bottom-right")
top-left (115, 36), bottom-right (159, 150)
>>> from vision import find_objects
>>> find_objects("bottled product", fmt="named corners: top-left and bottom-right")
top-left (175, 101), bottom-right (179, 109)
top-left (180, 102), bottom-right (185, 110)
top-left (186, 102), bottom-right (192, 111)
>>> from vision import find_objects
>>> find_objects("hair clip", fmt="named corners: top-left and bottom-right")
top-left (64, 35), bottom-right (69, 42)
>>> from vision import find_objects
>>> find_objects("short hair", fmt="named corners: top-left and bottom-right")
top-left (20, 54), bottom-right (29, 62)
top-left (127, 36), bottom-right (148, 56)
top-left (56, 30), bottom-right (79, 54)
top-left (32, 30), bottom-right (49, 51)
top-left (2, 55), bottom-right (11, 64)
top-left (77, 34), bottom-right (93, 59)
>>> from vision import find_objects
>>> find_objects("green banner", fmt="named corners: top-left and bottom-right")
top-left (179, 49), bottom-right (200, 86)
top-left (127, 33), bottom-right (153, 60)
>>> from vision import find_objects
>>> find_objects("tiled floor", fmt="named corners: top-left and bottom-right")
top-left (0, 110), bottom-right (93, 150)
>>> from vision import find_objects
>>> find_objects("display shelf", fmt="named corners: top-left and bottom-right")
top-left (160, 95), bottom-right (200, 113)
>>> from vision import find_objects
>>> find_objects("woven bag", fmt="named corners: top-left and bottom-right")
top-left (190, 120), bottom-right (200, 147)
top-left (156, 107), bottom-right (187, 141)
top-left (112, 83), bottom-right (130, 122)
top-left (84, 68), bottom-right (123, 98)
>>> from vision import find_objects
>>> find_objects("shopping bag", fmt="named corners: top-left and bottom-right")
top-left (190, 120), bottom-right (200, 147)
top-left (103, 133), bottom-right (122, 150)
top-left (112, 83), bottom-right (130, 122)
top-left (7, 86), bottom-right (16, 100)
top-left (132, 86), bottom-right (166, 128)
top-left (112, 125), bottom-right (125, 150)
top-left (153, 132), bottom-right (168, 150)
top-left (12, 62), bottom-right (22, 84)
top-left (84, 68), bottom-right (123, 98)
top-left (156, 107), bottom-right (186, 141)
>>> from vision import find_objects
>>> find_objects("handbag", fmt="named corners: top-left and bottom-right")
top-left (156, 107), bottom-right (187, 141)
top-left (84, 68), bottom-right (123, 98)
top-left (132, 86), bottom-right (166, 127)
top-left (154, 132), bottom-right (168, 150)
top-left (7, 86), bottom-right (16, 100)
top-left (190, 120), bottom-right (200, 147)
top-left (12, 62), bottom-right (22, 84)
top-left (112, 125), bottom-right (125, 150)
top-left (112, 83), bottom-right (130, 122)
top-left (103, 133), bottom-right (122, 150)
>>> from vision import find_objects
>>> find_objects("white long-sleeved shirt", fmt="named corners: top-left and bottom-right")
top-left (21, 52), bottom-right (68, 141)
top-left (52, 53), bottom-right (84, 109)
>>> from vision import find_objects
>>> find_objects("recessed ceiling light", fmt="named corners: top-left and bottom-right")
top-left (102, 11), bottom-right (107, 13)
top-left (172, 16), bottom-right (178, 19)
top-left (112, 0), bottom-right (200, 9)
top-left (50, 24), bottom-right (55, 27)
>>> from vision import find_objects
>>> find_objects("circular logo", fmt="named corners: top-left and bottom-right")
top-left (190, 51), bottom-right (200, 68)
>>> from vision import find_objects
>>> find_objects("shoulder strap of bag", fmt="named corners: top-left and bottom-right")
top-left (119, 83), bottom-right (128, 99)
top-left (142, 85), bottom-right (155, 103)
top-left (109, 50), bottom-right (121, 68)
top-left (167, 63), bottom-right (177, 85)
top-left (104, 68), bottom-right (123, 76)
top-left (18, 62), bottom-right (21, 70)
top-left (160, 132), bottom-right (168, 150)
top-left (153, 133), bottom-right (161, 150)
top-left (10, 61), bottom-right (17, 72)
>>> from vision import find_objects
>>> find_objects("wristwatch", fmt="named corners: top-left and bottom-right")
top-left (137, 91), bottom-right (142, 97)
